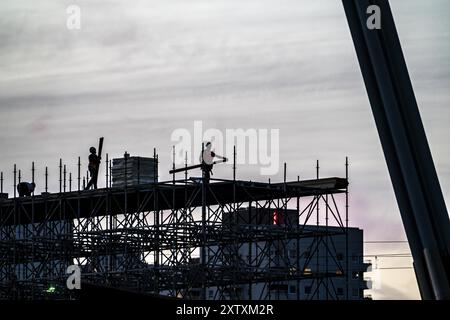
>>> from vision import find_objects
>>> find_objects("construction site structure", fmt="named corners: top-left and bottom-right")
top-left (0, 150), bottom-right (356, 300)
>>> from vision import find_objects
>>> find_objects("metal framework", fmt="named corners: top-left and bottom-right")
top-left (0, 157), bottom-right (350, 300)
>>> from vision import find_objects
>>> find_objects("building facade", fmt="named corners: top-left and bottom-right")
top-left (203, 208), bottom-right (371, 300)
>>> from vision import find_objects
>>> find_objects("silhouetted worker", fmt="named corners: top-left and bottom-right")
top-left (85, 146), bottom-right (101, 190)
top-left (199, 142), bottom-right (216, 183)
top-left (17, 182), bottom-right (35, 197)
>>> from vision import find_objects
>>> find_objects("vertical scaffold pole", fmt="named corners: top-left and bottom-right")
top-left (201, 142), bottom-right (207, 300)
top-left (31, 162), bottom-right (35, 196)
top-left (45, 166), bottom-right (48, 193)
top-left (63, 164), bottom-right (67, 193)
top-left (78, 156), bottom-right (81, 191)
top-left (316, 160), bottom-right (319, 300)
top-left (172, 146), bottom-right (175, 184)
top-left (59, 159), bottom-right (62, 193)
top-left (345, 157), bottom-right (349, 300)
top-left (13, 164), bottom-right (17, 198)
top-left (106, 153), bottom-right (109, 189)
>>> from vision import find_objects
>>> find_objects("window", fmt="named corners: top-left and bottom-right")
top-left (304, 286), bottom-right (312, 295)
top-left (289, 285), bottom-right (297, 294)
top-left (337, 253), bottom-right (343, 261)
top-left (208, 290), bottom-right (214, 299)
top-left (337, 288), bottom-right (344, 296)
top-left (303, 268), bottom-right (312, 275)
top-left (352, 271), bottom-right (359, 280)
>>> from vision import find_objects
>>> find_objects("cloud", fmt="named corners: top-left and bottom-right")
top-left (1, 0), bottom-right (449, 299)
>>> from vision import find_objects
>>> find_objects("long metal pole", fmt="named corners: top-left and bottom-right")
top-left (172, 146), bottom-right (175, 184)
top-left (59, 159), bottom-right (62, 193)
top-left (233, 145), bottom-right (236, 181)
top-left (345, 157), bottom-right (349, 300)
top-left (325, 192), bottom-right (329, 300)
top-left (109, 159), bottom-right (112, 188)
top-left (106, 153), bottom-right (109, 189)
top-left (184, 152), bottom-right (188, 182)
top-left (343, 0), bottom-right (450, 299)
top-left (296, 194), bottom-right (300, 300)
top-left (78, 156), bottom-right (81, 191)
top-left (31, 162), bottom-right (35, 196)
top-left (45, 166), bottom-right (48, 193)
top-left (63, 164), bottom-right (67, 193)
top-left (153, 148), bottom-right (160, 293)
top-left (201, 142), bottom-right (207, 300)
top-left (316, 160), bottom-right (319, 300)
top-left (13, 164), bottom-right (17, 198)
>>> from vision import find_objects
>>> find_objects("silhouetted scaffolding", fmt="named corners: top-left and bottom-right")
top-left (0, 153), bottom-right (350, 300)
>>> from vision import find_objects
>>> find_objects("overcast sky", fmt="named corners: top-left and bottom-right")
top-left (1, 0), bottom-right (449, 299)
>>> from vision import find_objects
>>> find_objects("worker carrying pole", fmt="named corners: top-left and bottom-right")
top-left (85, 137), bottom-right (104, 190)
top-left (169, 142), bottom-right (227, 178)
top-left (199, 142), bottom-right (226, 183)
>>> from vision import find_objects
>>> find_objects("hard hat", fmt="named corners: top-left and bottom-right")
top-left (90, 147), bottom-right (96, 153)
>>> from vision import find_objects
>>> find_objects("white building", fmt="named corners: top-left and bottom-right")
top-left (203, 208), bottom-right (371, 300)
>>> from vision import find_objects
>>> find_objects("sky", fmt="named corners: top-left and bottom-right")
top-left (1, 0), bottom-right (450, 299)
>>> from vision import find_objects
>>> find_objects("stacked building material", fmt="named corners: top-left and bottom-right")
top-left (112, 154), bottom-right (157, 187)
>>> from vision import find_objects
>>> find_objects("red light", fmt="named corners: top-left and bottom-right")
top-left (273, 211), bottom-right (279, 225)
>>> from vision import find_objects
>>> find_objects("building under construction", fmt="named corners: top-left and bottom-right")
top-left (0, 150), bottom-right (360, 300)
